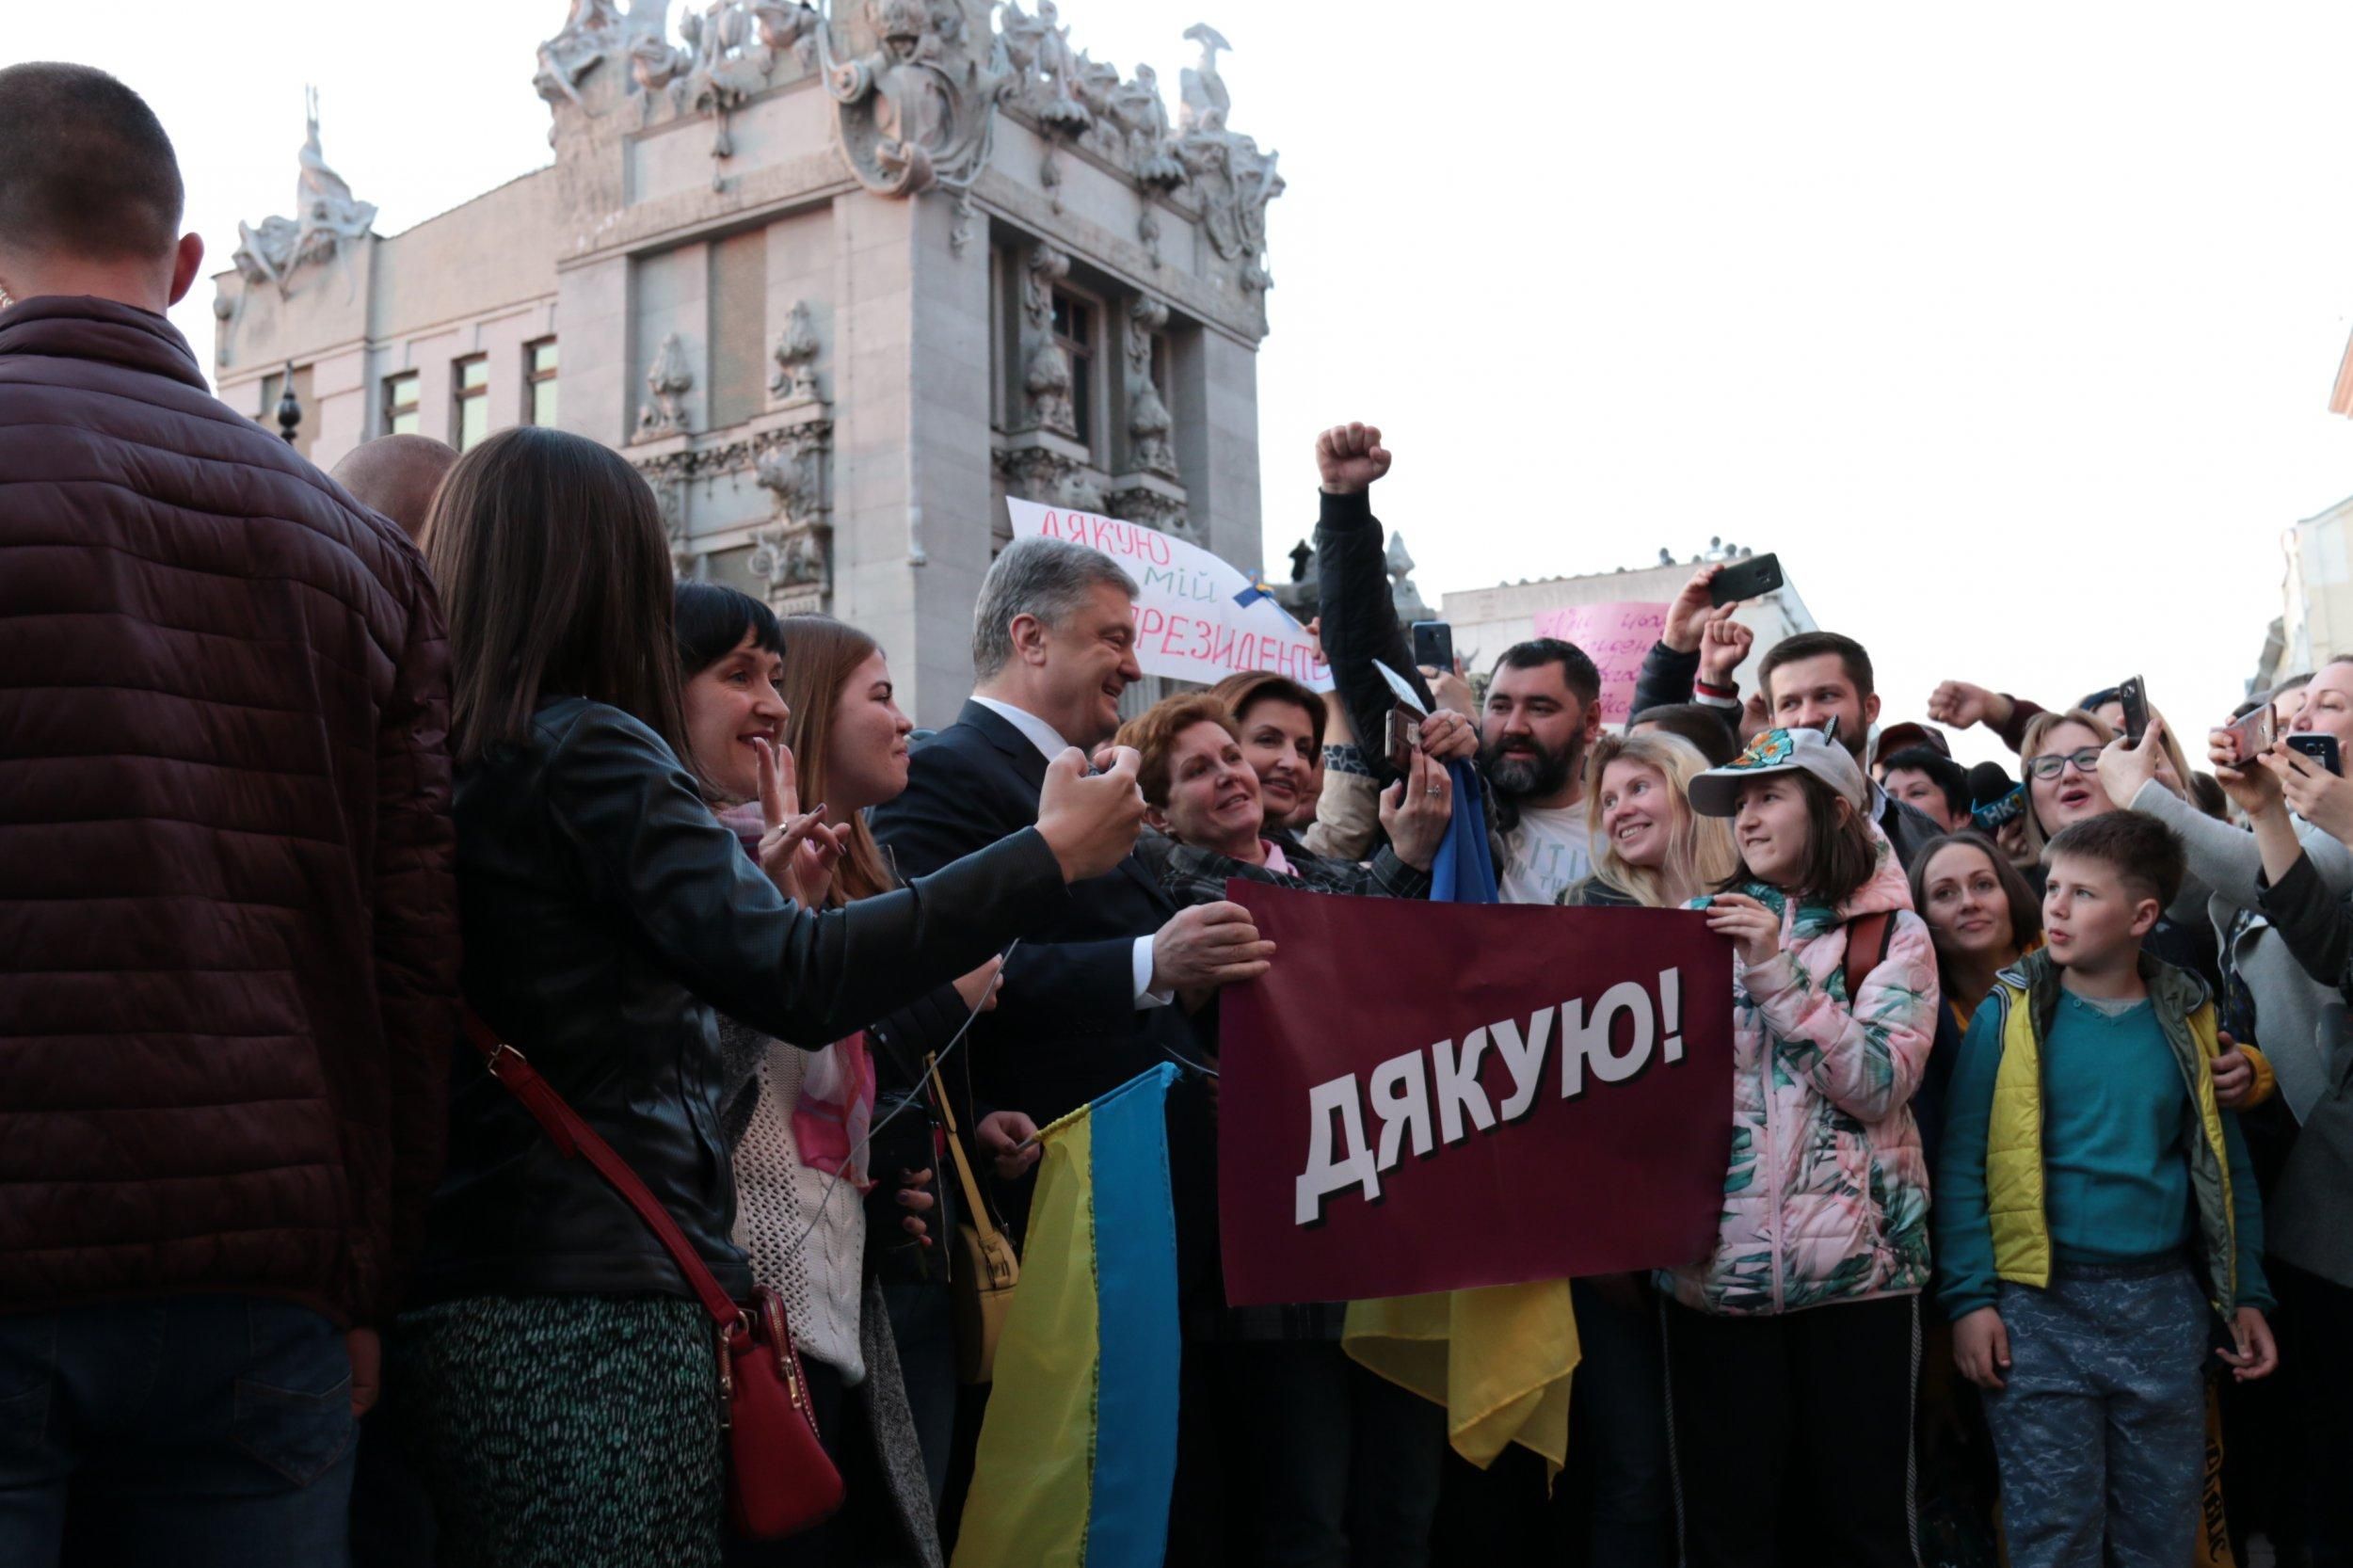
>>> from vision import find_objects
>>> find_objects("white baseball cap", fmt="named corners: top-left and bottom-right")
top-left (1689, 726), bottom-right (1869, 818)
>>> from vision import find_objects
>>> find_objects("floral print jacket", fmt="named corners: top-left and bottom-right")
top-left (1667, 836), bottom-right (1939, 1316)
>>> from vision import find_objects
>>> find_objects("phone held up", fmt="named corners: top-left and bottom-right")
top-left (1411, 620), bottom-right (1454, 675)
top-left (2289, 732), bottom-right (2343, 777)
top-left (1384, 705), bottom-right (1424, 776)
top-left (2116, 676), bottom-right (2149, 745)
top-left (1708, 552), bottom-right (1785, 608)
top-left (2221, 703), bottom-right (2276, 767)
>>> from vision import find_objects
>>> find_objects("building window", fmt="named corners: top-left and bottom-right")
top-left (384, 372), bottom-right (420, 437)
top-left (526, 338), bottom-right (558, 427)
top-left (454, 356), bottom-right (489, 450)
top-left (1051, 288), bottom-right (1095, 447)
top-left (707, 230), bottom-right (767, 430)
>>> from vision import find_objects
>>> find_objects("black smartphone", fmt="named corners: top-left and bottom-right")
top-left (1411, 621), bottom-right (1454, 674)
top-left (2289, 733), bottom-right (2343, 776)
top-left (2117, 676), bottom-right (2148, 745)
top-left (1709, 552), bottom-right (1785, 607)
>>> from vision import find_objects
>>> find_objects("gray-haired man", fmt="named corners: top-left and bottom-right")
top-left (874, 536), bottom-right (1272, 1127)
top-left (871, 537), bottom-right (1264, 1541)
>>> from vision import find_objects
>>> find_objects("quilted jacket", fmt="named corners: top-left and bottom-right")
top-left (1669, 834), bottom-right (1939, 1315)
top-left (0, 295), bottom-right (459, 1326)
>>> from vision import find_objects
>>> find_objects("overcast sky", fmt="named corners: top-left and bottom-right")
top-left (18, 2), bottom-right (2353, 765)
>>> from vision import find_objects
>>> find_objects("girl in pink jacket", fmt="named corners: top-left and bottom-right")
top-left (1671, 727), bottom-right (1939, 1568)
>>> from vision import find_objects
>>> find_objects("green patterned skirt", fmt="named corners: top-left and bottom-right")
top-left (390, 1294), bottom-right (724, 1568)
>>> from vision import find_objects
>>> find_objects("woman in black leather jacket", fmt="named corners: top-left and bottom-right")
top-left (385, 428), bottom-right (1144, 1568)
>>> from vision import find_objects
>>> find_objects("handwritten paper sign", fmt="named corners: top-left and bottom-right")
top-left (1530, 601), bottom-right (1668, 723)
top-left (1006, 498), bottom-right (1332, 692)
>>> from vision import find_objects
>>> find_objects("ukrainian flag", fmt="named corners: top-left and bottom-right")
top-left (952, 1064), bottom-right (1181, 1568)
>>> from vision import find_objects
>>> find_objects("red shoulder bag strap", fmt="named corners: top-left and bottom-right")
top-left (1843, 911), bottom-right (1894, 1002)
top-left (461, 1011), bottom-right (743, 1334)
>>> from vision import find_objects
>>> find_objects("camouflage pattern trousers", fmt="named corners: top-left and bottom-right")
top-left (1979, 1257), bottom-right (2208, 1568)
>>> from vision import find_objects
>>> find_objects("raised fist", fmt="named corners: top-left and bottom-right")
top-left (1316, 423), bottom-right (1391, 495)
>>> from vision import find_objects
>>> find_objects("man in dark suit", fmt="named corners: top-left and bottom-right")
top-left (873, 536), bottom-right (1272, 1127)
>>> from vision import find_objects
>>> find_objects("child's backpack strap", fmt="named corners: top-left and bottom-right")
top-left (1843, 910), bottom-right (1895, 1001)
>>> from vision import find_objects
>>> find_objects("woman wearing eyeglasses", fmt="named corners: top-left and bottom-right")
top-left (2018, 708), bottom-right (2218, 989)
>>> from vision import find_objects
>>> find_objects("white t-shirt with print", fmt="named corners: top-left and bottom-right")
top-left (1499, 805), bottom-right (1595, 906)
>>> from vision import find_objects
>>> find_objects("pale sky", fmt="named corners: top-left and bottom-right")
top-left (18, 2), bottom-right (2353, 767)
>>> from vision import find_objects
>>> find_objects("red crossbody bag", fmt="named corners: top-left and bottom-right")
top-left (461, 1013), bottom-right (844, 1541)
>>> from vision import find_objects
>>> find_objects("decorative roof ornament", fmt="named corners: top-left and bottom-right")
top-left (816, 0), bottom-right (1010, 249)
top-left (1171, 24), bottom-right (1281, 292)
top-left (232, 88), bottom-right (376, 299)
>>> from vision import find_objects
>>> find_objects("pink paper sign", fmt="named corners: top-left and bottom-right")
top-left (1530, 601), bottom-right (1670, 722)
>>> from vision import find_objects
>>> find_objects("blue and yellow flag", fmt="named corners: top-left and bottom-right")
top-left (952, 1064), bottom-right (1181, 1568)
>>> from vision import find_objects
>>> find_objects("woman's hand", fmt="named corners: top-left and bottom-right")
top-left (1704, 892), bottom-right (1782, 967)
top-left (751, 737), bottom-right (847, 907)
top-left (2097, 716), bottom-right (2169, 809)
top-left (2217, 1305), bottom-right (2280, 1382)
top-left (1952, 1306), bottom-right (2011, 1390)
top-left (894, 1167), bottom-right (936, 1249)
top-left (1379, 746), bottom-right (1455, 871)
top-left (1994, 814), bottom-right (2032, 867)
top-left (2210, 728), bottom-right (2283, 817)
top-left (1417, 708), bottom-right (1479, 762)
top-left (1419, 666), bottom-right (1479, 721)
top-left (977, 1111), bottom-right (1042, 1181)
top-left (2262, 743), bottom-right (2353, 845)
top-left (953, 955), bottom-right (1004, 1015)
top-left (1661, 563), bottom-right (1725, 654)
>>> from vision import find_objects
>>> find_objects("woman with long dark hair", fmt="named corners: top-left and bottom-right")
top-left (388, 428), bottom-right (1143, 1568)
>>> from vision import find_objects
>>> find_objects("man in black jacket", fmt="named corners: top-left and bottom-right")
top-left (873, 536), bottom-right (1270, 1561)
top-left (872, 536), bottom-right (1273, 1127)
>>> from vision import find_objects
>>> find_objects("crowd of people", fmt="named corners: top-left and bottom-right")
top-left (7, 57), bottom-right (2353, 1568)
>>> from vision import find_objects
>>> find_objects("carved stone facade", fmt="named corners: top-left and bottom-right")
top-left (219, 90), bottom-right (376, 367)
top-left (209, 0), bottom-right (1278, 725)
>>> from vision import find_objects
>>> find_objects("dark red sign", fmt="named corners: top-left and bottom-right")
top-left (1217, 883), bottom-right (1737, 1306)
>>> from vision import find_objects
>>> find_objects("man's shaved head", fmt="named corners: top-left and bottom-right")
top-left (331, 435), bottom-right (460, 543)
top-left (0, 63), bottom-right (183, 264)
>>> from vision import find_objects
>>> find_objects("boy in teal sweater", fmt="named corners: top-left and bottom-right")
top-left (1933, 811), bottom-right (2275, 1568)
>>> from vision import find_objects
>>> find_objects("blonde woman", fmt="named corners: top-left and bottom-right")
top-left (1561, 729), bottom-right (1737, 911)
top-left (1546, 728), bottom-right (1733, 1561)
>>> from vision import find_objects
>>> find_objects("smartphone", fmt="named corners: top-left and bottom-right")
top-left (1972, 784), bottom-right (2026, 833)
top-left (2117, 676), bottom-right (2149, 745)
top-left (1383, 705), bottom-right (1423, 776)
top-left (2222, 703), bottom-right (2276, 766)
top-left (2289, 732), bottom-right (2343, 777)
top-left (1708, 552), bottom-right (1785, 607)
top-left (1411, 621), bottom-right (1454, 674)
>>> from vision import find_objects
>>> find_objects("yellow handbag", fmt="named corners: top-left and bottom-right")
top-left (929, 1061), bottom-right (1019, 1385)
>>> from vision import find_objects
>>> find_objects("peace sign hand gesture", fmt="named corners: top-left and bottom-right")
top-left (751, 736), bottom-right (848, 908)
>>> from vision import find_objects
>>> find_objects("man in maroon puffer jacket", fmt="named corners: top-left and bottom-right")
top-left (0, 63), bottom-right (459, 1565)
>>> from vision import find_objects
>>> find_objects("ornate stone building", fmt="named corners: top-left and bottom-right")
top-left (211, 0), bottom-right (1281, 724)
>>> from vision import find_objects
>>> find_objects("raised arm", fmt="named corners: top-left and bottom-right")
top-left (1313, 422), bottom-right (1428, 790)
top-left (548, 708), bottom-right (1139, 1047)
